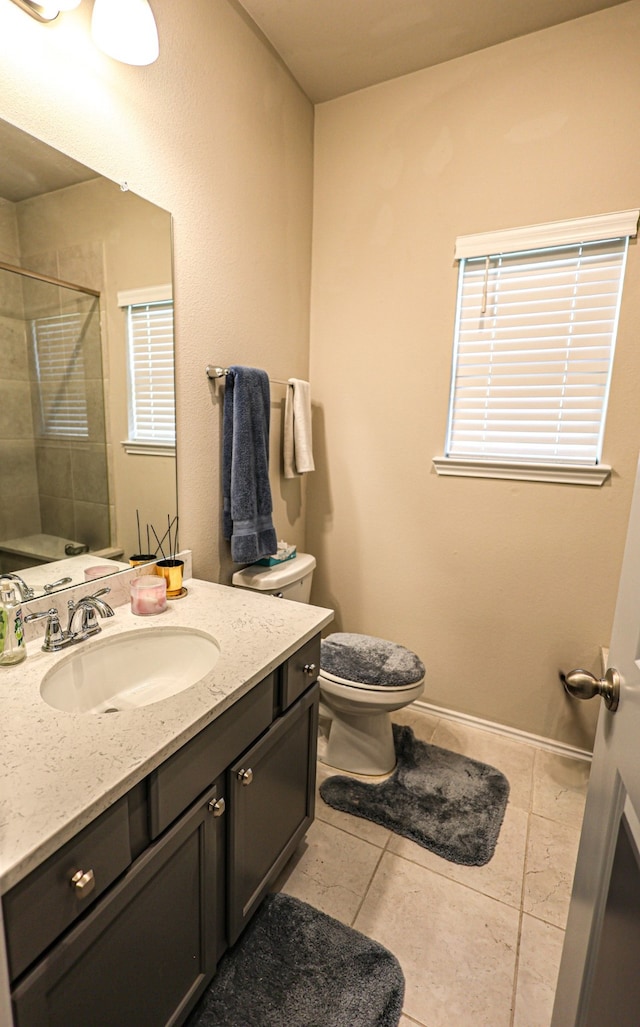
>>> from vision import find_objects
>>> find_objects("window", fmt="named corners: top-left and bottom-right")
top-left (32, 311), bottom-right (90, 439)
top-left (118, 286), bottom-right (175, 456)
top-left (434, 209), bottom-right (639, 485)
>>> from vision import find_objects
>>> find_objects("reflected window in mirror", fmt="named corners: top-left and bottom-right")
top-left (119, 286), bottom-right (176, 457)
top-left (32, 298), bottom-right (101, 440)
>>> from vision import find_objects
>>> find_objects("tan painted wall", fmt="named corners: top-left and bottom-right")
top-left (0, 0), bottom-right (313, 584)
top-left (309, 2), bottom-right (640, 749)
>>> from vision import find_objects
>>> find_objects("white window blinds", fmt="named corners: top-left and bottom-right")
top-left (31, 312), bottom-right (89, 438)
top-left (444, 211), bottom-right (638, 471)
top-left (120, 288), bottom-right (175, 448)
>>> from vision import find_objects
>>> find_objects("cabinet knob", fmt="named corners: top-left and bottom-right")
top-left (237, 768), bottom-right (253, 786)
top-left (70, 868), bottom-right (95, 898)
top-left (303, 663), bottom-right (316, 676)
top-left (208, 797), bottom-right (226, 817)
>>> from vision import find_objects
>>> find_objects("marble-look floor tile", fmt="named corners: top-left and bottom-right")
top-left (387, 799), bottom-right (528, 909)
top-left (513, 914), bottom-right (565, 1027)
top-left (523, 814), bottom-right (581, 929)
top-left (532, 750), bottom-right (590, 828)
top-left (274, 818), bottom-right (383, 925)
top-left (354, 851), bottom-right (519, 1027)
top-left (314, 761), bottom-right (393, 848)
top-left (399, 1015), bottom-right (429, 1026)
top-left (430, 720), bottom-right (535, 812)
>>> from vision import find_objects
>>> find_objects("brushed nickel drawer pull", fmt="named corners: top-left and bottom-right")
top-left (70, 868), bottom-right (95, 897)
top-left (237, 768), bottom-right (253, 786)
top-left (303, 663), bottom-right (316, 675)
top-left (208, 797), bottom-right (226, 816)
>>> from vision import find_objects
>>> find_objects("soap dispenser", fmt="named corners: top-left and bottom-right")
top-left (0, 577), bottom-right (27, 666)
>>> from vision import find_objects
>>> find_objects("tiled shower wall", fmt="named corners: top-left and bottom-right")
top-left (0, 198), bottom-right (41, 545)
top-left (0, 201), bottom-right (111, 559)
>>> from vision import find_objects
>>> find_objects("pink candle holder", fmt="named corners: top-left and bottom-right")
top-left (131, 575), bottom-right (167, 616)
top-left (84, 565), bottom-right (112, 581)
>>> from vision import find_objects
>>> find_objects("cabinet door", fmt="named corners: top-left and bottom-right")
top-left (228, 683), bottom-right (318, 944)
top-left (12, 781), bottom-right (224, 1027)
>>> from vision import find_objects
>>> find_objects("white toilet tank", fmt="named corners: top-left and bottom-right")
top-left (231, 552), bottom-right (315, 603)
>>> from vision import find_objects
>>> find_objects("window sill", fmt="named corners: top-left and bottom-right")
top-left (432, 457), bottom-right (611, 486)
top-left (122, 440), bottom-right (176, 458)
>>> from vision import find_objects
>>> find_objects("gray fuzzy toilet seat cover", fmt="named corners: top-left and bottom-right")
top-left (320, 632), bottom-right (425, 688)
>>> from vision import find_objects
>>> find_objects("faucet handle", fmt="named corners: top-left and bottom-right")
top-left (25, 608), bottom-right (67, 652)
top-left (43, 576), bottom-right (72, 593)
top-left (24, 608), bottom-right (56, 625)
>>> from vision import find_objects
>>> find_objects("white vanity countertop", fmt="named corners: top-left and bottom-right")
top-left (0, 578), bottom-right (333, 894)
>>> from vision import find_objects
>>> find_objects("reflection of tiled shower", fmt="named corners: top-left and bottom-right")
top-left (0, 262), bottom-right (111, 563)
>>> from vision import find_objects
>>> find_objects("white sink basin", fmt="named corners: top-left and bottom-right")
top-left (40, 627), bottom-right (221, 714)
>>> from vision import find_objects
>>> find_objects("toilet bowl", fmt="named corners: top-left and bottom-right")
top-left (231, 554), bottom-right (425, 776)
top-left (318, 633), bottom-right (425, 776)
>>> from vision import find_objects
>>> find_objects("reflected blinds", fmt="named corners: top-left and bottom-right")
top-left (127, 299), bottom-right (175, 444)
top-left (446, 238), bottom-right (629, 465)
top-left (32, 312), bottom-right (89, 438)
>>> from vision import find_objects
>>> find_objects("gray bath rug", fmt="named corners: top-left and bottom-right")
top-left (186, 893), bottom-right (405, 1027)
top-left (320, 724), bottom-right (510, 866)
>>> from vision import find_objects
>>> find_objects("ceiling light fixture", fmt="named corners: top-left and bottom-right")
top-left (8, 0), bottom-right (159, 66)
top-left (8, 0), bottom-right (80, 22)
top-left (91, 0), bottom-right (159, 66)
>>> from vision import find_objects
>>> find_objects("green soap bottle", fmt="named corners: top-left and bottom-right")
top-left (0, 578), bottom-right (27, 667)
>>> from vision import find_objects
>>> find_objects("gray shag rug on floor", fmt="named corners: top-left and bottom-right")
top-left (320, 724), bottom-right (510, 866)
top-left (186, 893), bottom-right (405, 1027)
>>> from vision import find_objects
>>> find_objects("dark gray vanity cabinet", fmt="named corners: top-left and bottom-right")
top-left (4, 634), bottom-right (321, 1027)
top-left (11, 779), bottom-right (224, 1027)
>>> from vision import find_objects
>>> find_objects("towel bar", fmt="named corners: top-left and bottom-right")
top-left (206, 364), bottom-right (289, 386)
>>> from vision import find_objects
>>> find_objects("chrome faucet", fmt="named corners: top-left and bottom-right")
top-left (67, 588), bottom-right (115, 641)
top-left (26, 588), bottom-right (115, 653)
top-left (2, 573), bottom-right (34, 602)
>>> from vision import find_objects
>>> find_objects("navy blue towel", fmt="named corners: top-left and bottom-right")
top-left (222, 366), bottom-right (277, 563)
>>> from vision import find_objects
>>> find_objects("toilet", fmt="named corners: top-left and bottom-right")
top-left (232, 553), bottom-right (425, 776)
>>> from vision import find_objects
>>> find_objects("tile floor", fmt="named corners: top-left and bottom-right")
top-left (275, 705), bottom-right (590, 1027)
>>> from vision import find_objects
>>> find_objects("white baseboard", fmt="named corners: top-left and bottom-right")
top-left (412, 699), bottom-right (593, 763)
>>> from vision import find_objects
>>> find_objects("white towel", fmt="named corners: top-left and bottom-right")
top-left (284, 378), bottom-right (315, 478)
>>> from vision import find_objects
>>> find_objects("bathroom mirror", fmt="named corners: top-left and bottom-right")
top-left (0, 117), bottom-right (177, 597)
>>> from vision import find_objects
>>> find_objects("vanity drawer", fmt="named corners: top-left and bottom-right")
top-left (3, 796), bottom-right (131, 982)
top-left (148, 672), bottom-right (275, 838)
top-left (279, 633), bottom-right (321, 710)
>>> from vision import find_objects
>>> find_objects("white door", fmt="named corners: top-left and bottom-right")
top-left (552, 457), bottom-right (640, 1026)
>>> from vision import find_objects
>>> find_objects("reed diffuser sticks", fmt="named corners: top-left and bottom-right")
top-left (131, 511), bottom-right (179, 563)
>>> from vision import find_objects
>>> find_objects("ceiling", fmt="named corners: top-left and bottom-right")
top-left (0, 119), bottom-right (98, 203)
top-left (236, 0), bottom-right (630, 103)
top-left (0, 1), bottom-right (629, 200)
